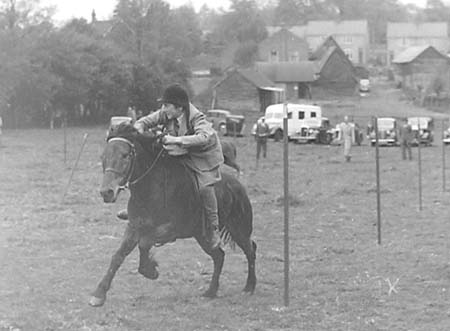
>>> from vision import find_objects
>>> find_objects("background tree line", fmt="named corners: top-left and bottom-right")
top-left (0, 0), bottom-right (449, 128)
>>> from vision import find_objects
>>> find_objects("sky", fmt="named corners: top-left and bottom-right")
top-left (45, 0), bottom-right (446, 24)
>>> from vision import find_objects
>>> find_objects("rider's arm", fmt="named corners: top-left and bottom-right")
top-left (134, 109), bottom-right (164, 133)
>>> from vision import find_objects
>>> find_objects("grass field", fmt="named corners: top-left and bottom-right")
top-left (2, 78), bottom-right (450, 330)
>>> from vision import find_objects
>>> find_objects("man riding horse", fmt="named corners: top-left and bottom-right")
top-left (118, 84), bottom-right (223, 250)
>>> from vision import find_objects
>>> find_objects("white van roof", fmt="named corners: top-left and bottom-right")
top-left (265, 103), bottom-right (321, 112)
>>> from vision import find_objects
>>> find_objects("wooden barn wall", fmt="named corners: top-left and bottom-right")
top-left (214, 73), bottom-right (260, 112)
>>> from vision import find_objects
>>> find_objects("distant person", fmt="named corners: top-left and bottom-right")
top-left (399, 117), bottom-right (413, 160)
top-left (340, 116), bottom-right (354, 162)
top-left (255, 117), bottom-right (269, 160)
top-left (127, 106), bottom-right (137, 124)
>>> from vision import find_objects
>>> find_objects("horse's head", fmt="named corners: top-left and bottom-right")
top-left (100, 123), bottom-right (160, 203)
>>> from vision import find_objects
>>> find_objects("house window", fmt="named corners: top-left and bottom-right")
top-left (289, 51), bottom-right (299, 62)
top-left (343, 35), bottom-right (352, 44)
top-left (298, 111), bottom-right (305, 119)
top-left (270, 50), bottom-right (278, 62)
top-left (344, 49), bottom-right (353, 60)
top-left (311, 112), bottom-right (316, 118)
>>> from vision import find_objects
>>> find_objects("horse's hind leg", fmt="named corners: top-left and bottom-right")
top-left (89, 224), bottom-right (138, 307)
top-left (230, 232), bottom-right (257, 294)
top-left (194, 235), bottom-right (225, 298)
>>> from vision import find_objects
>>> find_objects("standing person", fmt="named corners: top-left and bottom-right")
top-left (255, 117), bottom-right (270, 160)
top-left (120, 84), bottom-right (224, 249)
top-left (399, 117), bottom-right (413, 160)
top-left (127, 106), bottom-right (137, 124)
top-left (340, 116), bottom-right (355, 162)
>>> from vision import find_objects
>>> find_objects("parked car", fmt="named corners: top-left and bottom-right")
top-left (443, 126), bottom-right (450, 145)
top-left (205, 109), bottom-right (231, 134)
top-left (368, 117), bottom-right (398, 146)
top-left (359, 78), bottom-right (370, 96)
top-left (262, 103), bottom-right (323, 141)
top-left (331, 122), bottom-right (364, 146)
top-left (291, 117), bottom-right (334, 144)
top-left (225, 114), bottom-right (246, 137)
top-left (407, 116), bottom-right (434, 146)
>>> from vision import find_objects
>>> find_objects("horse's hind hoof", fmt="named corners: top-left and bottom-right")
top-left (202, 289), bottom-right (217, 298)
top-left (138, 266), bottom-right (159, 280)
top-left (89, 296), bottom-right (105, 307)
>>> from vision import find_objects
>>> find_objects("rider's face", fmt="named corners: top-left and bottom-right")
top-left (162, 103), bottom-right (183, 119)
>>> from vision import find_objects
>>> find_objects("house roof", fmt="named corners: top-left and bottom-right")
top-left (214, 68), bottom-right (275, 89)
top-left (392, 45), bottom-right (443, 63)
top-left (306, 20), bottom-right (368, 36)
top-left (237, 68), bottom-right (275, 88)
top-left (255, 62), bottom-right (318, 82)
top-left (387, 22), bottom-right (448, 38)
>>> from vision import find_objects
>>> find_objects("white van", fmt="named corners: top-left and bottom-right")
top-left (264, 103), bottom-right (322, 141)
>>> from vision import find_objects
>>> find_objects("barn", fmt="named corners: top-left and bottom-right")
top-left (392, 45), bottom-right (450, 96)
top-left (212, 68), bottom-right (283, 113)
top-left (309, 36), bottom-right (358, 97)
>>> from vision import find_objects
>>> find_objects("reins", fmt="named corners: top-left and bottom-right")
top-left (106, 136), bottom-right (165, 189)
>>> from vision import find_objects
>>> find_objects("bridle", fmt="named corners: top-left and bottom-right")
top-left (105, 137), bottom-right (164, 190)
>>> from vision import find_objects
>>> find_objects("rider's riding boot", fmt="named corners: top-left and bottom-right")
top-left (116, 209), bottom-right (128, 220)
top-left (200, 185), bottom-right (222, 250)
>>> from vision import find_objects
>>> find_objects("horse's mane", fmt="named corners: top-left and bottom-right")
top-left (108, 123), bottom-right (159, 150)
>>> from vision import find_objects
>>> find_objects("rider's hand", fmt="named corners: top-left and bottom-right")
top-left (162, 135), bottom-right (182, 145)
top-left (134, 122), bottom-right (145, 134)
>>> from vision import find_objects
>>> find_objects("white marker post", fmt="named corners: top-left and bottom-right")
top-left (283, 101), bottom-right (289, 307)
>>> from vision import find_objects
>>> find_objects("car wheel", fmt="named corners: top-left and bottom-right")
top-left (274, 129), bottom-right (283, 142)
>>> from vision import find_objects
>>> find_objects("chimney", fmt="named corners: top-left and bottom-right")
top-left (91, 9), bottom-right (97, 23)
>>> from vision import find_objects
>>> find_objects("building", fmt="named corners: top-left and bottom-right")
top-left (258, 28), bottom-right (309, 62)
top-left (255, 61), bottom-right (318, 100)
top-left (212, 68), bottom-right (283, 113)
top-left (266, 20), bottom-right (369, 65)
top-left (387, 22), bottom-right (449, 66)
top-left (392, 45), bottom-right (450, 95)
top-left (305, 20), bottom-right (369, 65)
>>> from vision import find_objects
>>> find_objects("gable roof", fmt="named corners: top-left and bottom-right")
top-left (392, 45), bottom-right (446, 63)
top-left (306, 20), bottom-right (368, 36)
top-left (262, 27), bottom-right (306, 45)
top-left (255, 61), bottom-right (318, 82)
top-left (387, 22), bottom-right (448, 38)
top-left (91, 20), bottom-right (114, 37)
top-left (309, 36), bottom-right (340, 61)
top-left (214, 68), bottom-right (275, 89)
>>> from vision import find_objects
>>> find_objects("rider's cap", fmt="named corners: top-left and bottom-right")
top-left (159, 84), bottom-right (189, 109)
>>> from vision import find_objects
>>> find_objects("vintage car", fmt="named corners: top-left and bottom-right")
top-left (331, 122), bottom-right (364, 146)
top-left (443, 126), bottom-right (450, 145)
top-left (224, 114), bottom-right (246, 137)
top-left (291, 117), bottom-right (334, 144)
top-left (205, 109), bottom-right (231, 134)
top-left (359, 78), bottom-right (370, 96)
top-left (369, 117), bottom-right (398, 146)
top-left (407, 116), bottom-right (434, 146)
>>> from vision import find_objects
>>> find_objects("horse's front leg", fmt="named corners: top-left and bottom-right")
top-left (89, 224), bottom-right (139, 307)
top-left (138, 235), bottom-right (159, 280)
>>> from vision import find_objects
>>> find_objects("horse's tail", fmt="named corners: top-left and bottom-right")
top-left (219, 174), bottom-right (253, 249)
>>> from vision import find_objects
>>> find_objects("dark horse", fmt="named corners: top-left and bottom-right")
top-left (89, 124), bottom-right (256, 307)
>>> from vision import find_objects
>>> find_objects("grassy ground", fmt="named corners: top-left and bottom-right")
top-left (2, 78), bottom-right (450, 331)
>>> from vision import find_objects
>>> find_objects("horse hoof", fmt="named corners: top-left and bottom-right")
top-left (138, 266), bottom-right (159, 280)
top-left (88, 296), bottom-right (105, 307)
top-left (202, 289), bottom-right (217, 298)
